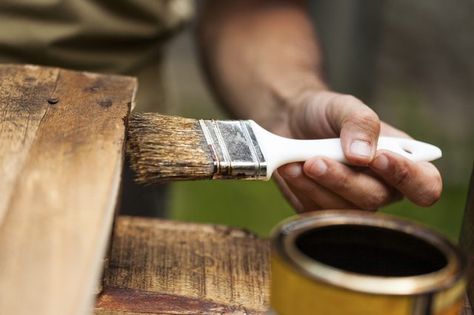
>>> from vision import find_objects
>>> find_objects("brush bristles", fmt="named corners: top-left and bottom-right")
top-left (127, 113), bottom-right (215, 184)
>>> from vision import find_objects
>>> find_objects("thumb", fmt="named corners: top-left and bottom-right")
top-left (327, 95), bottom-right (380, 165)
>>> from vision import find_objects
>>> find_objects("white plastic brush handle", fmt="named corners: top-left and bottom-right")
top-left (250, 121), bottom-right (442, 180)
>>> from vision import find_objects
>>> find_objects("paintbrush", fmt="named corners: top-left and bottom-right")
top-left (127, 112), bottom-right (442, 184)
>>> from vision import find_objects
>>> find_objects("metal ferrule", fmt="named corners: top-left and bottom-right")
top-left (199, 119), bottom-right (267, 180)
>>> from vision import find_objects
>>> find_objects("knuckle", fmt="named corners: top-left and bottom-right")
top-left (360, 191), bottom-right (387, 210)
top-left (342, 111), bottom-right (380, 139)
top-left (355, 110), bottom-right (380, 126)
top-left (352, 112), bottom-right (380, 132)
top-left (392, 165), bottom-right (410, 187)
top-left (334, 171), bottom-right (351, 192)
top-left (335, 94), bottom-right (361, 106)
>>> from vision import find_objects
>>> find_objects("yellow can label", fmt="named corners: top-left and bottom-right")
top-left (271, 255), bottom-right (413, 315)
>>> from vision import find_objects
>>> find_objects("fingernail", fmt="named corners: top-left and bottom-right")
top-left (350, 140), bottom-right (372, 158)
top-left (309, 159), bottom-right (327, 177)
top-left (372, 154), bottom-right (389, 170)
top-left (282, 164), bottom-right (301, 178)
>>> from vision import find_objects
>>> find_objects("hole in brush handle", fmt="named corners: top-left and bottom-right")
top-left (377, 137), bottom-right (442, 162)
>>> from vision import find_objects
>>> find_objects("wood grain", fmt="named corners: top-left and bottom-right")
top-left (0, 64), bottom-right (136, 315)
top-left (95, 216), bottom-right (271, 315)
top-left (0, 65), bottom-right (57, 223)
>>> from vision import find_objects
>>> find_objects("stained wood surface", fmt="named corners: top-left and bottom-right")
top-left (0, 64), bottom-right (136, 315)
top-left (96, 217), bottom-right (474, 315)
top-left (95, 216), bottom-right (271, 315)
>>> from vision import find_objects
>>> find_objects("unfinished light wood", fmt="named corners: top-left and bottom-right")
top-left (95, 216), bottom-right (271, 315)
top-left (0, 64), bottom-right (136, 315)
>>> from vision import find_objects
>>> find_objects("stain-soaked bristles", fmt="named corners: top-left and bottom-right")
top-left (127, 112), bottom-right (214, 184)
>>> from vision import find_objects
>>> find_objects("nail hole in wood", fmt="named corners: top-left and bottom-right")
top-left (47, 98), bottom-right (59, 105)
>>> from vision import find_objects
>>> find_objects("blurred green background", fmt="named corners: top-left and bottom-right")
top-left (170, 180), bottom-right (468, 241)
top-left (163, 0), bottom-right (474, 241)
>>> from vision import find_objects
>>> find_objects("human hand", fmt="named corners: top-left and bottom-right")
top-left (274, 90), bottom-right (442, 212)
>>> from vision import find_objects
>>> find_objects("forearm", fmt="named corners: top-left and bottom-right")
top-left (196, 0), bottom-right (327, 133)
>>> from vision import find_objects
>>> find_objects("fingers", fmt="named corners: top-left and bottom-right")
top-left (273, 170), bottom-right (306, 212)
top-left (303, 157), bottom-right (399, 210)
top-left (279, 162), bottom-right (387, 212)
top-left (278, 153), bottom-right (441, 212)
top-left (370, 151), bottom-right (442, 207)
top-left (285, 182), bottom-right (322, 213)
top-left (285, 171), bottom-right (357, 210)
top-left (326, 94), bottom-right (380, 165)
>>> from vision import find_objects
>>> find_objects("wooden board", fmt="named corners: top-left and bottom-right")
top-left (96, 217), bottom-right (474, 315)
top-left (0, 64), bottom-right (136, 315)
top-left (95, 216), bottom-right (271, 314)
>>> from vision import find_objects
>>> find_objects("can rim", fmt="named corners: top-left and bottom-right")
top-left (272, 210), bottom-right (467, 295)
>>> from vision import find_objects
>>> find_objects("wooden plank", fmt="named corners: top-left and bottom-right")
top-left (0, 65), bottom-right (58, 223)
top-left (0, 65), bottom-right (136, 315)
top-left (95, 216), bottom-right (474, 315)
top-left (95, 216), bottom-right (270, 314)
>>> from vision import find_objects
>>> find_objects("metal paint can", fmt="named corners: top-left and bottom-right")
top-left (270, 211), bottom-right (468, 315)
